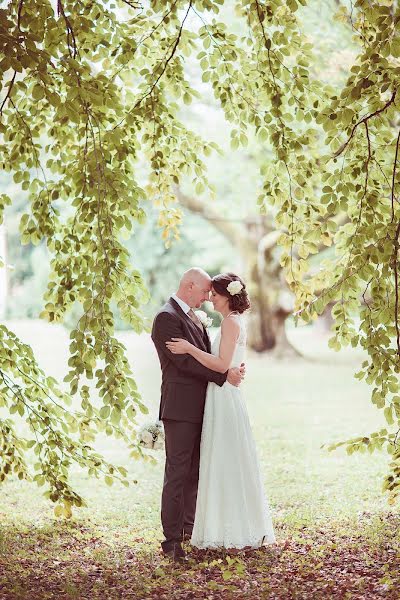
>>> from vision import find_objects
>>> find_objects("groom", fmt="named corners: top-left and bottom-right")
top-left (151, 267), bottom-right (245, 561)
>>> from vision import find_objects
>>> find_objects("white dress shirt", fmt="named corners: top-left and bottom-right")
top-left (171, 294), bottom-right (191, 315)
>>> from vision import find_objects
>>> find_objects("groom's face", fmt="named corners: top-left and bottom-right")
top-left (190, 279), bottom-right (212, 308)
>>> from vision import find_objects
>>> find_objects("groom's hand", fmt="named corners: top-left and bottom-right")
top-left (227, 362), bottom-right (245, 387)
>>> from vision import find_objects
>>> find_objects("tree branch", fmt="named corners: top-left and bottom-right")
top-left (391, 130), bottom-right (400, 223)
top-left (0, 71), bottom-right (16, 117)
top-left (113, 0), bottom-right (193, 131)
top-left (17, 0), bottom-right (24, 31)
top-left (173, 186), bottom-right (255, 253)
top-left (119, 0), bottom-right (143, 8)
top-left (57, 0), bottom-right (78, 59)
top-left (334, 89), bottom-right (397, 158)
top-left (393, 220), bottom-right (400, 361)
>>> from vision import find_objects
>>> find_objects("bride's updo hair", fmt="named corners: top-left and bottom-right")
top-left (211, 272), bottom-right (250, 314)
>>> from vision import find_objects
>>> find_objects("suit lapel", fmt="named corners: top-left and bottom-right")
top-left (168, 297), bottom-right (207, 350)
top-left (204, 327), bottom-right (211, 353)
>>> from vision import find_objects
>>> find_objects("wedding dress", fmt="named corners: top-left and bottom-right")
top-left (191, 314), bottom-right (276, 549)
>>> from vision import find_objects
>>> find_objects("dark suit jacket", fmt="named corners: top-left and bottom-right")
top-left (151, 297), bottom-right (227, 423)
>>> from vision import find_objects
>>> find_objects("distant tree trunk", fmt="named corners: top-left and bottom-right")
top-left (270, 308), bottom-right (301, 358)
top-left (247, 276), bottom-right (276, 350)
top-left (247, 234), bottom-right (302, 356)
top-left (174, 187), bottom-right (302, 357)
top-left (247, 279), bottom-right (300, 355)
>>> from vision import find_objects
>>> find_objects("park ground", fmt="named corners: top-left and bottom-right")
top-left (0, 320), bottom-right (399, 599)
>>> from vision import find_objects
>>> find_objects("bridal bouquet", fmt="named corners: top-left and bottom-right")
top-left (138, 421), bottom-right (165, 450)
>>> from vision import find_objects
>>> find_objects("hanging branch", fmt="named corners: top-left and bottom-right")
top-left (0, 71), bottom-right (16, 117)
top-left (393, 221), bottom-right (400, 361)
top-left (392, 131), bottom-right (400, 361)
top-left (334, 89), bottom-right (397, 158)
top-left (119, 0), bottom-right (143, 7)
top-left (113, 0), bottom-right (193, 130)
top-left (57, 0), bottom-right (78, 59)
top-left (111, 1), bottom-right (179, 80)
top-left (17, 0), bottom-right (24, 30)
top-left (391, 130), bottom-right (400, 223)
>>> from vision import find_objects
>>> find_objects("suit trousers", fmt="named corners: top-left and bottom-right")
top-left (161, 419), bottom-right (202, 552)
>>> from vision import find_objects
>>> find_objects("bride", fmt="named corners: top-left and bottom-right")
top-left (166, 272), bottom-right (275, 550)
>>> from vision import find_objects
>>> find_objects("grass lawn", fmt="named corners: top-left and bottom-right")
top-left (0, 320), bottom-right (399, 599)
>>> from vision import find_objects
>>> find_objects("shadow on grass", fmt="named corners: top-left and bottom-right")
top-left (0, 514), bottom-right (399, 599)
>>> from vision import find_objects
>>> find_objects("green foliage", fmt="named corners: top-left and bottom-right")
top-left (289, 1), bottom-right (400, 501)
top-left (0, 0), bottom-right (399, 507)
top-left (0, 323), bottom-right (147, 513)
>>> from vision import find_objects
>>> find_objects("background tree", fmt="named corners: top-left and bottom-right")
top-left (175, 186), bottom-right (298, 355)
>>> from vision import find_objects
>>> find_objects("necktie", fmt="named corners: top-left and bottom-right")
top-left (188, 309), bottom-right (203, 330)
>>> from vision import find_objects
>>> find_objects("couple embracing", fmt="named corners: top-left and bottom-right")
top-left (151, 268), bottom-right (275, 561)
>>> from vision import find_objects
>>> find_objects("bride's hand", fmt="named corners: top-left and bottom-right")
top-left (166, 338), bottom-right (192, 354)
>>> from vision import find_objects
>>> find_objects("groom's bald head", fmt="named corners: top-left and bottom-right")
top-left (177, 267), bottom-right (212, 309)
top-left (180, 267), bottom-right (211, 287)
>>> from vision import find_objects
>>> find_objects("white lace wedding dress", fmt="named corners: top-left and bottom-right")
top-left (191, 314), bottom-right (276, 549)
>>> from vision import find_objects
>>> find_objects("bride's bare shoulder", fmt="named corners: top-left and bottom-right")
top-left (221, 314), bottom-right (241, 334)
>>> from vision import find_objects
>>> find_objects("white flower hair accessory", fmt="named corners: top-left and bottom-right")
top-left (195, 310), bottom-right (213, 328)
top-left (227, 280), bottom-right (243, 296)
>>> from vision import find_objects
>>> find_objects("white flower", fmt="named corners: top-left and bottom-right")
top-left (195, 310), bottom-right (213, 328)
top-left (227, 280), bottom-right (243, 295)
top-left (153, 438), bottom-right (164, 450)
top-left (140, 430), bottom-right (153, 447)
top-left (138, 421), bottom-right (165, 450)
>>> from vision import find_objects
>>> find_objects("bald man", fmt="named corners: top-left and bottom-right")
top-left (151, 268), bottom-right (245, 561)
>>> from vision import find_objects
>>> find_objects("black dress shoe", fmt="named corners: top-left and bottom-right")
top-left (182, 531), bottom-right (193, 543)
top-left (163, 542), bottom-right (186, 562)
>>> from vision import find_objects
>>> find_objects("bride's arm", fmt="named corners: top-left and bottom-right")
top-left (165, 317), bottom-right (240, 373)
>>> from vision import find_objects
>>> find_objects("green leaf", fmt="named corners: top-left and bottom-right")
top-left (110, 407), bottom-right (121, 425)
top-left (100, 405), bottom-right (110, 419)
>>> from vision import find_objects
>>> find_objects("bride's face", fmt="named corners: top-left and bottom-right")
top-left (210, 288), bottom-right (229, 313)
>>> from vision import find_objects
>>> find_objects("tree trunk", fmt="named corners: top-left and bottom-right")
top-left (270, 309), bottom-right (303, 359)
top-left (246, 266), bottom-right (302, 357)
top-left (174, 187), bottom-right (302, 358)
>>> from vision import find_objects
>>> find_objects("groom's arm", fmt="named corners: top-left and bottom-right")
top-left (152, 312), bottom-right (227, 387)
